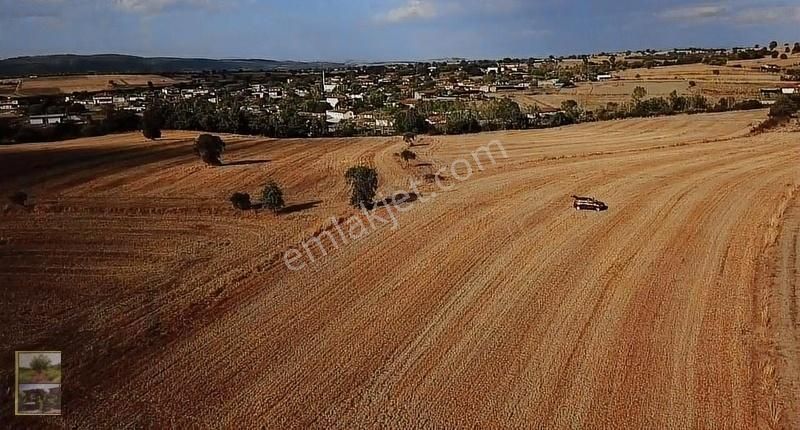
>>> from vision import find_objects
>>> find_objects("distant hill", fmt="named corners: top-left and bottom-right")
top-left (0, 54), bottom-right (344, 76)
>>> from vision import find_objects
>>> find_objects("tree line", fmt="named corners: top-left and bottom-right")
top-left (0, 89), bottom-right (775, 146)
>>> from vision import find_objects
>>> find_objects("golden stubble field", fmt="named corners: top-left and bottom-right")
top-left (1, 74), bottom-right (179, 96)
top-left (1, 110), bottom-right (799, 428)
top-left (507, 58), bottom-right (800, 110)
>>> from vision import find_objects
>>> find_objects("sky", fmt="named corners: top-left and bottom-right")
top-left (1, 0), bottom-right (799, 61)
top-left (18, 352), bottom-right (61, 368)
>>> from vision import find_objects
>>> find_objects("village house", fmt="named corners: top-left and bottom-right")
top-left (326, 96), bottom-right (345, 109)
top-left (28, 113), bottom-right (84, 126)
top-left (0, 97), bottom-right (19, 111)
top-left (326, 109), bottom-right (355, 124)
top-left (414, 90), bottom-right (438, 100)
top-left (93, 95), bottom-right (113, 105)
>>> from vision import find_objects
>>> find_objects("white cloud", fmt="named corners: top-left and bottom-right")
top-left (377, 0), bottom-right (437, 23)
top-left (113, 0), bottom-right (220, 14)
top-left (658, 4), bottom-right (728, 21)
top-left (734, 6), bottom-right (800, 24)
top-left (659, 2), bottom-right (800, 24)
top-left (0, 0), bottom-right (66, 19)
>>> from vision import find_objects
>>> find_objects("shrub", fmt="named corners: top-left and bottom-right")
top-left (194, 134), bottom-right (225, 166)
top-left (402, 132), bottom-right (417, 146)
top-left (262, 181), bottom-right (285, 213)
top-left (8, 191), bottom-right (27, 206)
top-left (733, 99), bottom-right (764, 110)
top-left (752, 116), bottom-right (789, 134)
top-left (399, 149), bottom-right (417, 166)
top-left (345, 166), bottom-right (379, 208)
top-left (230, 193), bottom-right (251, 210)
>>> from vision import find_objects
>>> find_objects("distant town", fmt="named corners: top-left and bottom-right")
top-left (1, 42), bottom-right (799, 143)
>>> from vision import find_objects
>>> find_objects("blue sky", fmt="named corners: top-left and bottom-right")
top-left (1, 0), bottom-right (799, 61)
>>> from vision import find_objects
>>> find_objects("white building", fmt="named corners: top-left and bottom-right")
top-left (93, 96), bottom-right (113, 105)
top-left (326, 97), bottom-right (342, 109)
top-left (326, 110), bottom-right (354, 124)
top-left (29, 114), bottom-right (65, 126)
top-left (0, 98), bottom-right (19, 111)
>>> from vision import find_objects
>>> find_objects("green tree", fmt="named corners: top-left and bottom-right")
top-left (345, 166), bottom-right (379, 208)
top-left (668, 90), bottom-right (687, 112)
top-left (30, 355), bottom-right (51, 373)
top-left (194, 134), bottom-right (226, 166)
top-left (262, 181), bottom-right (285, 213)
top-left (394, 109), bottom-right (427, 134)
top-left (632, 86), bottom-right (648, 103)
top-left (482, 98), bottom-right (524, 130)
top-left (141, 106), bottom-right (163, 140)
top-left (769, 96), bottom-right (799, 118)
top-left (561, 100), bottom-right (583, 122)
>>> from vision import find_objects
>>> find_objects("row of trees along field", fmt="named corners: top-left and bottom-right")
top-left (0, 88), bottom-right (787, 146)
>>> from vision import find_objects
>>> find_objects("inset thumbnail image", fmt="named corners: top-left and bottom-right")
top-left (17, 352), bottom-right (61, 384)
top-left (17, 384), bottom-right (61, 415)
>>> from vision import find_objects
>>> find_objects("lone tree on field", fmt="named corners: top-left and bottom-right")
top-left (230, 192), bottom-right (252, 210)
top-left (194, 134), bottom-right (226, 166)
top-left (8, 191), bottom-right (27, 206)
top-left (403, 132), bottom-right (417, 146)
top-left (262, 181), bottom-right (285, 213)
top-left (345, 166), bottom-right (379, 208)
top-left (141, 107), bottom-right (163, 140)
top-left (30, 354), bottom-right (51, 373)
top-left (399, 149), bottom-right (417, 167)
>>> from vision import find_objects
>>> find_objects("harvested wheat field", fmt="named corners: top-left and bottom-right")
top-left (9, 74), bottom-right (179, 96)
top-left (1, 110), bottom-right (799, 428)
